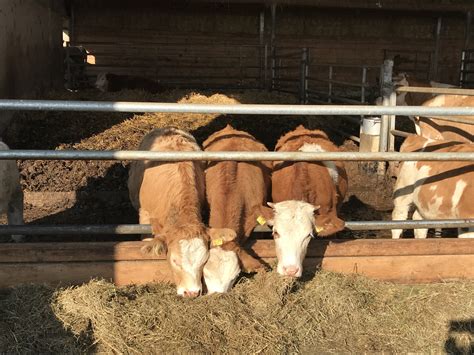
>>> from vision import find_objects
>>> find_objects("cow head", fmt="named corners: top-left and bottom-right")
top-left (262, 201), bottom-right (320, 277)
top-left (203, 229), bottom-right (240, 294)
top-left (143, 222), bottom-right (209, 297)
top-left (95, 73), bottom-right (109, 92)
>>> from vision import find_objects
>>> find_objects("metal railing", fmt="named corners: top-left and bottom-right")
top-left (1, 98), bottom-right (474, 235)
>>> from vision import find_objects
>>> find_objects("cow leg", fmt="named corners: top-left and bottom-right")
top-left (458, 227), bottom-right (474, 239)
top-left (139, 208), bottom-right (153, 241)
top-left (412, 210), bottom-right (428, 239)
top-left (7, 187), bottom-right (24, 242)
top-left (391, 195), bottom-right (413, 239)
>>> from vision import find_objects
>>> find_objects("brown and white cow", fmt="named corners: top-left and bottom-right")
top-left (203, 229), bottom-right (241, 294)
top-left (265, 126), bottom-right (348, 277)
top-left (203, 125), bottom-right (272, 281)
top-left (392, 134), bottom-right (474, 239)
top-left (128, 127), bottom-right (234, 297)
top-left (0, 141), bottom-right (24, 242)
top-left (414, 95), bottom-right (474, 143)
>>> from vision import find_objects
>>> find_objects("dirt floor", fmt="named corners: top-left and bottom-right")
top-left (1, 88), bottom-right (397, 241)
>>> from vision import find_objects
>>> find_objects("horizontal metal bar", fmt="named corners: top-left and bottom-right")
top-left (391, 129), bottom-right (411, 138)
top-left (2, 100), bottom-right (474, 116)
top-left (306, 77), bottom-right (372, 88)
top-left (396, 86), bottom-right (474, 96)
top-left (0, 150), bottom-right (473, 161)
top-left (1, 219), bottom-right (473, 235)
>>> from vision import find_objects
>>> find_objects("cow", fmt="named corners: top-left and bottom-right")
top-left (414, 95), bottom-right (474, 143)
top-left (392, 134), bottom-right (474, 239)
top-left (128, 127), bottom-right (234, 297)
top-left (264, 125), bottom-right (348, 277)
top-left (0, 141), bottom-right (24, 242)
top-left (392, 72), bottom-right (457, 107)
top-left (203, 125), bottom-right (273, 275)
top-left (203, 229), bottom-right (241, 294)
top-left (95, 73), bottom-right (164, 93)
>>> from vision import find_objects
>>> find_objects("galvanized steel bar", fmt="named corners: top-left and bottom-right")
top-left (2, 100), bottom-right (474, 116)
top-left (396, 86), bottom-right (474, 96)
top-left (0, 219), bottom-right (472, 235)
top-left (0, 150), bottom-right (473, 161)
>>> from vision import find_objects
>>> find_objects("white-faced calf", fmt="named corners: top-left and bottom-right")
top-left (266, 126), bottom-right (348, 277)
top-left (128, 127), bottom-right (233, 296)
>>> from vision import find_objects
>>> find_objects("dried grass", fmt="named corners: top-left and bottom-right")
top-left (1, 271), bottom-right (473, 353)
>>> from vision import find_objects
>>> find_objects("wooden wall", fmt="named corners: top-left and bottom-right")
top-left (71, 0), bottom-right (468, 90)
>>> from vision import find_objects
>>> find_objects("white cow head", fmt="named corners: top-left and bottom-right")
top-left (265, 200), bottom-right (320, 278)
top-left (203, 229), bottom-right (240, 294)
top-left (95, 73), bottom-right (109, 92)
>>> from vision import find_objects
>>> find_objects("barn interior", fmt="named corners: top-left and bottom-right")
top-left (1, 1), bottom-right (474, 353)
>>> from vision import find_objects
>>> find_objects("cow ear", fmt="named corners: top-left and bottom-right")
top-left (208, 228), bottom-right (237, 247)
top-left (256, 205), bottom-right (274, 226)
top-left (141, 235), bottom-right (167, 256)
top-left (313, 214), bottom-right (345, 237)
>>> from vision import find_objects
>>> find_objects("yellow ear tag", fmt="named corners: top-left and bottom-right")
top-left (212, 238), bottom-right (224, 247)
top-left (315, 226), bottom-right (324, 234)
top-left (256, 215), bottom-right (267, 225)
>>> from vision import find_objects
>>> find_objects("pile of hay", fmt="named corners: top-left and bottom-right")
top-left (1, 271), bottom-right (473, 353)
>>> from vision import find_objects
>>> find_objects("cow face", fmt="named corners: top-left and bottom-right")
top-left (167, 237), bottom-right (209, 297)
top-left (95, 73), bottom-right (108, 92)
top-left (266, 200), bottom-right (320, 278)
top-left (203, 228), bottom-right (240, 294)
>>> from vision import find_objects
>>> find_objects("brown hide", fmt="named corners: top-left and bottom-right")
top-left (203, 125), bottom-right (272, 271)
top-left (418, 95), bottom-right (474, 143)
top-left (272, 126), bottom-right (348, 236)
top-left (128, 127), bottom-right (207, 245)
top-left (400, 135), bottom-right (474, 218)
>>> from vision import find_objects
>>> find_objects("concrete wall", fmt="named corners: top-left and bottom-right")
top-left (0, 0), bottom-right (63, 134)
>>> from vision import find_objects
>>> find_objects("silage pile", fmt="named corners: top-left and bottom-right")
top-left (8, 89), bottom-right (305, 192)
top-left (1, 271), bottom-right (473, 353)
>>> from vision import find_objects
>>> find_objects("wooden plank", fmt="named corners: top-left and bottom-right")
top-left (1, 254), bottom-right (473, 287)
top-left (1, 239), bottom-right (474, 263)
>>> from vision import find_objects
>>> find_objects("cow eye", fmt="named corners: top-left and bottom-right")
top-left (272, 231), bottom-right (280, 239)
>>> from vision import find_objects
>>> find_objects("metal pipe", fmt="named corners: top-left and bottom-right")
top-left (431, 16), bottom-right (442, 81)
top-left (361, 66), bottom-right (367, 103)
top-left (0, 150), bottom-right (473, 161)
top-left (2, 100), bottom-right (474, 116)
top-left (328, 66), bottom-right (333, 103)
top-left (396, 86), bottom-right (474, 96)
top-left (390, 129), bottom-right (411, 138)
top-left (1, 219), bottom-right (473, 235)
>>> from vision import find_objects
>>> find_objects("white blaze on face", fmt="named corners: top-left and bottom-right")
top-left (270, 200), bottom-right (317, 277)
top-left (95, 73), bottom-right (108, 92)
top-left (203, 248), bottom-right (240, 294)
top-left (171, 238), bottom-right (209, 297)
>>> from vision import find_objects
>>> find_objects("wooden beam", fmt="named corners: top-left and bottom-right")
top-left (0, 239), bottom-right (474, 287)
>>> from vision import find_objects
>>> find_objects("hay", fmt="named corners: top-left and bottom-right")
top-left (2, 271), bottom-right (473, 353)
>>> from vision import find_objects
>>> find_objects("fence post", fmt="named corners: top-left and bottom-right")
top-left (300, 48), bottom-right (309, 103)
top-left (270, 3), bottom-right (276, 91)
top-left (378, 59), bottom-right (394, 174)
top-left (361, 66), bottom-right (367, 103)
top-left (328, 65), bottom-right (333, 103)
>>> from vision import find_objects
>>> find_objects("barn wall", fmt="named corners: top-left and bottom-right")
top-left (0, 0), bottom-right (63, 133)
top-left (73, 1), bottom-right (467, 89)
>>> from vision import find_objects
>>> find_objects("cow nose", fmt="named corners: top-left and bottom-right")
top-left (183, 290), bottom-right (200, 298)
top-left (282, 265), bottom-right (300, 277)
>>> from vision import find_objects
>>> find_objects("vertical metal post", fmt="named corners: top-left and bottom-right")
top-left (70, 0), bottom-right (76, 46)
top-left (431, 16), bottom-right (442, 81)
top-left (388, 91), bottom-right (397, 152)
top-left (239, 46), bottom-right (243, 86)
top-left (264, 44), bottom-right (268, 89)
top-left (328, 66), bottom-right (333, 103)
top-left (465, 11), bottom-right (472, 49)
top-left (379, 59), bottom-right (394, 154)
top-left (259, 11), bottom-right (265, 89)
top-left (361, 66), bottom-right (367, 103)
top-left (300, 48), bottom-right (308, 103)
top-left (270, 4), bottom-right (277, 91)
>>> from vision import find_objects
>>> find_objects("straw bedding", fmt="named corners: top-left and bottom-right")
top-left (1, 271), bottom-right (472, 353)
